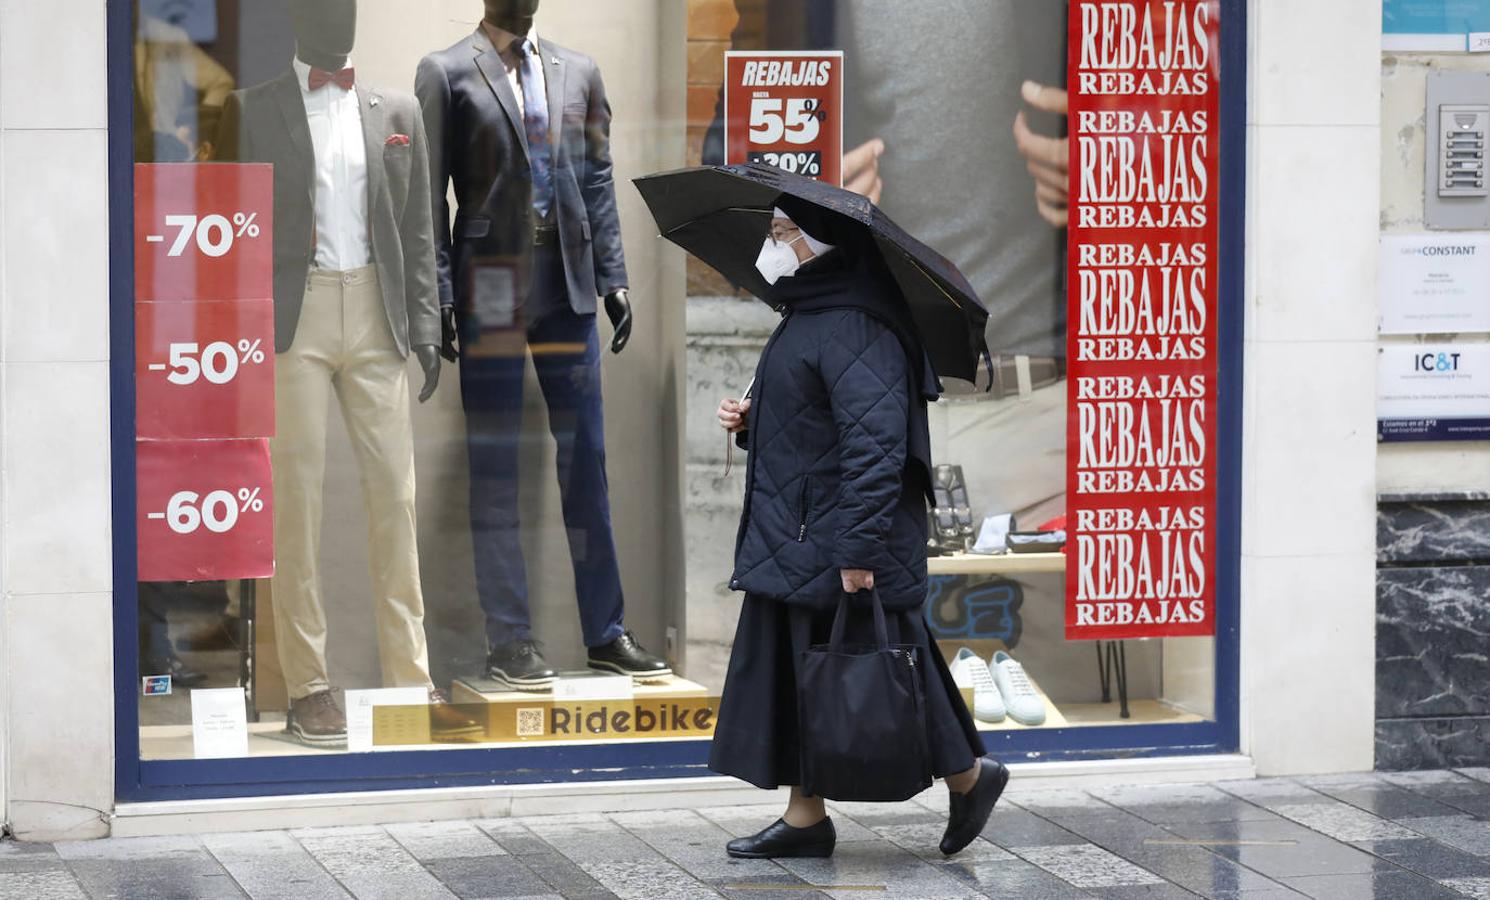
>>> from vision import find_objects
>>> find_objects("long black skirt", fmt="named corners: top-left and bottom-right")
top-left (708, 593), bottom-right (986, 791)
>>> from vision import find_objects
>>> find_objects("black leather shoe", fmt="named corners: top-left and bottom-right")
top-left (588, 631), bottom-right (672, 681)
top-left (487, 640), bottom-right (557, 691)
top-left (142, 653), bottom-right (209, 688)
top-left (941, 756), bottom-right (1010, 856)
top-left (727, 817), bottom-right (836, 859)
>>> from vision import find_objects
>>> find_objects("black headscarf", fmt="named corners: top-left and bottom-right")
top-left (768, 195), bottom-right (941, 402)
top-left (767, 195), bottom-right (941, 503)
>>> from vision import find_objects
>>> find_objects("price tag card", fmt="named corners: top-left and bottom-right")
top-left (724, 52), bottom-right (844, 185)
top-left (346, 687), bottom-right (431, 753)
top-left (191, 687), bottom-right (249, 759)
top-left (553, 674), bottom-right (635, 702)
top-left (136, 299), bottom-right (275, 440)
top-left (135, 163), bottom-right (274, 302)
top-left (137, 438), bottom-right (273, 582)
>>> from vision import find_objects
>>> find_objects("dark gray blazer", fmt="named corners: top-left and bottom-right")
top-left (415, 28), bottom-right (628, 319)
top-left (217, 71), bottom-right (440, 357)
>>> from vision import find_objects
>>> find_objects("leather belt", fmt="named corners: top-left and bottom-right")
top-left (532, 223), bottom-right (559, 247)
top-left (987, 355), bottom-right (1065, 400)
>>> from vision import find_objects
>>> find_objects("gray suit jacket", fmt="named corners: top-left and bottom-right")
top-left (416, 28), bottom-right (628, 321)
top-left (217, 71), bottom-right (440, 356)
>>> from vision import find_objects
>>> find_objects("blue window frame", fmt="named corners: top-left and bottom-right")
top-left (108, 0), bottom-right (1246, 803)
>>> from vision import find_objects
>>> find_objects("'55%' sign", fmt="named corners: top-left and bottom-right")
top-left (724, 52), bottom-right (844, 186)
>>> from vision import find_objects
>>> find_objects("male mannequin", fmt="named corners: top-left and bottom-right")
top-left (417, 0), bottom-right (667, 688)
top-left (218, 0), bottom-right (468, 745)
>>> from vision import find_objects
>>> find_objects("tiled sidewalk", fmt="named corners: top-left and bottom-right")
top-left (10, 770), bottom-right (1490, 898)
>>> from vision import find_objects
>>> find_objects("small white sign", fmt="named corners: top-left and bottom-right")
top-left (553, 674), bottom-right (634, 702)
top-left (190, 688), bottom-right (248, 759)
top-left (1379, 343), bottom-right (1490, 419)
top-left (1470, 31), bottom-right (1490, 52)
top-left (1380, 234), bottom-right (1490, 335)
top-left (345, 687), bottom-right (430, 753)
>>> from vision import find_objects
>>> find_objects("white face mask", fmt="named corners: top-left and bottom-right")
top-left (755, 234), bottom-right (805, 285)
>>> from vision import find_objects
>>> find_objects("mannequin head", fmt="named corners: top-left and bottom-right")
top-left (289, 0), bottom-right (358, 71)
top-left (484, 0), bottom-right (540, 36)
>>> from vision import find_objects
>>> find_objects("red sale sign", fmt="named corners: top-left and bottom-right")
top-left (1065, 1), bottom-right (1221, 640)
top-left (135, 163), bottom-right (274, 302)
top-left (136, 300), bottom-right (275, 440)
top-left (137, 439), bottom-right (274, 582)
top-left (724, 52), bottom-right (844, 185)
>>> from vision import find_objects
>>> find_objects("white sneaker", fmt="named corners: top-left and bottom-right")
top-left (991, 651), bottom-right (1046, 726)
top-left (949, 648), bottom-right (1006, 723)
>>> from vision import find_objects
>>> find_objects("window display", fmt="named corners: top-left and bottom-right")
top-left (126, 0), bottom-right (1225, 772)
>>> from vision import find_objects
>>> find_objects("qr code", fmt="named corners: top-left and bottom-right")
top-left (516, 708), bottom-right (544, 737)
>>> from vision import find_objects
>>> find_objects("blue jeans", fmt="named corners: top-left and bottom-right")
top-left (457, 251), bottom-right (626, 651)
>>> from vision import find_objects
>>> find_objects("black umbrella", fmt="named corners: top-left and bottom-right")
top-left (633, 162), bottom-right (991, 384)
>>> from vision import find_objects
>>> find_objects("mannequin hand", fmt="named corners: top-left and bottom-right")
top-left (415, 345), bottom-right (441, 403)
top-left (843, 138), bottom-right (885, 204)
top-left (604, 289), bottom-right (634, 354)
top-left (1013, 80), bottom-right (1070, 228)
top-left (439, 307), bottom-right (460, 361)
top-left (841, 569), bottom-right (875, 593)
top-left (717, 397), bottom-right (751, 433)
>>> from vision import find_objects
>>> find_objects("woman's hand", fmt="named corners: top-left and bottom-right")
top-left (841, 569), bottom-right (875, 593)
top-left (717, 397), bottom-right (751, 433)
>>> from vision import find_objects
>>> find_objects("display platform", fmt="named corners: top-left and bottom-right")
top-left (1061, 700), bottom-right (1206, 728)
top-left (451, 671), bottom-right (710, 704)
top-left (928, 552), bottom-right (1066, 576)
top-left (959, 670), bottom-right (1068, 730)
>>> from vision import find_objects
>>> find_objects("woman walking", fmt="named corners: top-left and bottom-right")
top-left (710, 199), bottom-right (1009, 859)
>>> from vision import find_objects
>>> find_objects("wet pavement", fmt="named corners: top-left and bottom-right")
top-left (10, 770), bottom-right (1490, 898)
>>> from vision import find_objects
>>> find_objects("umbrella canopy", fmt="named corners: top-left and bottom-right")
top-left (633, 162), bottom-right (991, 384)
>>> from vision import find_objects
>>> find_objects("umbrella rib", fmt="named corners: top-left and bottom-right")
top-left (660, 206), bottom-right (772, 239)
top-left (896, 251), bottom-right (965, 312)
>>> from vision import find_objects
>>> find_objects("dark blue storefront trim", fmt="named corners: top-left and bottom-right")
top-left (109, 0), bottom-right (1247, 803)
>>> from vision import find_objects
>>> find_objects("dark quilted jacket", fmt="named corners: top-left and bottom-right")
top-left (729, 261), bottom-right (933, 612)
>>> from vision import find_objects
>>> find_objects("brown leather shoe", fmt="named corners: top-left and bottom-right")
top-left (287, 690), bottom-right (347, 748)
top-left (429, 688), bottom-right (485, 742)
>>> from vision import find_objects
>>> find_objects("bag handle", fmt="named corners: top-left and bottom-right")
top-left (828, 587), bottom-right (890, 651)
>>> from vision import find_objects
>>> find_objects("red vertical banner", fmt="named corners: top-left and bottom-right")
top-left (724, 52), bottom-right (845, 186)
top-left (134, 163), bottom-right (276, 582)
top-left (1065, 1), bottom-right (1221, 640)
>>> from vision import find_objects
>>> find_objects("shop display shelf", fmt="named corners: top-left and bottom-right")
top-left (927, 551), bottom-right (1067, 576)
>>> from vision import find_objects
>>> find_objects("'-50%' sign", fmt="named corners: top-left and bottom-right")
top-left (724, 51), bottom-right (844, 185)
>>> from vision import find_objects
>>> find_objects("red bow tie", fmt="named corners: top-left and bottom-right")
top-left (308, 67), bottom-right (355, 91)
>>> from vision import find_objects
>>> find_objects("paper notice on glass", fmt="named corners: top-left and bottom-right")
top-left (190, 688), bottom-right (248, 759)
top-left (553, 674), bottom-right (635, 701)
top-left (472, 264), bottom-right (517, 330)
top-left (1380, 234), bottom-right (1490, 334)
top-left (346, 687), bottom-right (429, 753)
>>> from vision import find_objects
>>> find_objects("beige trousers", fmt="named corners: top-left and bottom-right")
top-left (270, 266), bottom-right (431, 699)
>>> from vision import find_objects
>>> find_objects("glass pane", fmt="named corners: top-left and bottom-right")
top-left (134, 0), bottom-right (693, 760)
top-left (131, 0), bottom-right (1215, 766)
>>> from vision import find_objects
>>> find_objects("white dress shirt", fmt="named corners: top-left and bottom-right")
top-left (294, 56), bottom-right (371, 271)
top-left (482, 24), bottom-right (546, 118)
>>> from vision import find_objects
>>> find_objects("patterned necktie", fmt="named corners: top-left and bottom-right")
top-left (515, 38), bottom-right (554, 220)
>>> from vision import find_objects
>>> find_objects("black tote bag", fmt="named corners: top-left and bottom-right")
top-left (796, 590), bottom-right (932, 802)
